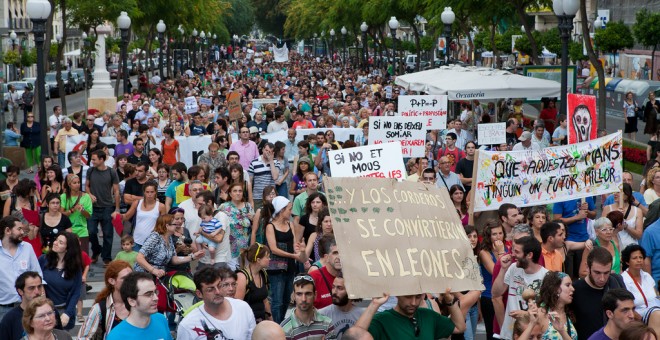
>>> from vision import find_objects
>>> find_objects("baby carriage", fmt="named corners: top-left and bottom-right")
top-left (157, 271), bottom-right (198, 323)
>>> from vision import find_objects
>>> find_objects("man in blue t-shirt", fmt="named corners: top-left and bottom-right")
top-left (553, 197), bottom-right (596, 278)
top-left (107, 272), bottom-right (172, 340)
top-left (641, 218), bottom-right (660, 284)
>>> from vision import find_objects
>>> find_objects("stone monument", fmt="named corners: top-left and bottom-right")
top-left (88, 24), bottom-right (117, 114)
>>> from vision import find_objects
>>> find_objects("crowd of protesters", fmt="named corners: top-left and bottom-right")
top-left (1, 44), bottom-right (660, 340)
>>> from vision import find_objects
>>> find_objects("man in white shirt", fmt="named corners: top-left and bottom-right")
top-left (447, 120), bottom-right (473, 150)
top-left (49, 106), bottom-right (63, 152)
top-left (512, 131), bottom-right (541, 151)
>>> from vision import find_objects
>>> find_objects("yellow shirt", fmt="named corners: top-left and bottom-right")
top-left (56, 128), bottom-right (79, 153)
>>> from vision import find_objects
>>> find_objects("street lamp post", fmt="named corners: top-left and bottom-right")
top-left (191, 29), bottom-right (198, 69)
top-left (9, 30), bottom-right (17, 81)
top-left (329, 29), bottom-right (335, 61)
top-left (361, 22), bottom-right (368, 70)
top-left (82, 31), bottom-right (90, 114)
top-left (441, 7), bottom-right (455, 66)
top-left (388, 16), bottom-right (399, 75)
top-left (117, 11), bottom-right (131, 95)
top-left (212, 34), bottom-right (217, 62)
top-left (553, 0), bottom-right (579, 118)
top-left (26, 0), bottom-right (51, 152)
top-left (157, 20), bottom-right (166, 78)
top-left (200, 31), bottom-right (206, 66)
top-left (341, 26), bottom-right (347, 66)
top-left (313, 33), bottom-right (317, 57)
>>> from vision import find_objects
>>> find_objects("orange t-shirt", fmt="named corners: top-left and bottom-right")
top-left (162, 139), bottom-right (179, 165)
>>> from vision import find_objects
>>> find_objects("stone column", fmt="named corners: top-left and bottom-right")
top-left (88, 24), bottom-right (117, 114)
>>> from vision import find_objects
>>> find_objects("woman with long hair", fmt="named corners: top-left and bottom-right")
top-left (236, 243), bottom-right (273, 323)
top-left (307, 207), bottom-right (335, 268)
top-left (40, 193), bottom-right (72, 253)
top-left (251, 186), bottom-right (277, 245)
top-left (527, 206), bottom-right (548, 243)
top-left (39, 232), bottom-right (83, 330)
top-left (290, 156), bottom-right (312, 197)
top-left (155, 164), bottom-right (172, 205)
top-left (298, 192), bottom-right (328, 248)
top-left (273, 141), bottom-right (290, 197)
top-left (229, 163), bottom-right (254, 207)
top-left (624, 91), bottom-right (640, 141)
top-left (61, 174), bottom-right (92, 254)
top-left (643, 167), bottom-right (660, 203)
top-left (265, 196), bottom-right (307, 323)
top-left (218, 182), bottom-right (255, 269)
top-left (3, 178), bottom-right (41, 255)
top-left (147, 148), bottom-right (163, 179)
top-left (120, 181), bottom-right (167, 249)
top-left (20, 112), bottom-right (41, 173)
top-left (602, 183), bottom-right (643, 250)
top-left (35, 155), bottom-right (54, 193)
top-left (479, 220), bottom-right (507, 340)
top-left (115, 154), bottom-right (129, 182)
top-left (21, 297), bottom-right (72, 340)
top-left (580, 217), bottom-right (622, 275)
top-left (40, 165), bottom-right (64, 207)
top-left (77, 260), bottom-right (133, 339)
top-left (621, 244), bottom-right (660, 332)
top-left (535, 271), bottom-right (577, 340)
top-left (464, 224), bottom-right (481, 340)
top-left (83, 129), bottom-right (101, 161)
top-left (161, 127), bottom-right (180, 166)
top-left (450, 185), bottom-right (468, 226)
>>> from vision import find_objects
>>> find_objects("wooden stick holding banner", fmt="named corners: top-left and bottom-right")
top-left (468, 149), bottom-right (479, 226)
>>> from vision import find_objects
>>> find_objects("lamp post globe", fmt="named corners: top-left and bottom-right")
top-left (156, 20), bottom-right (166, 78)
top-left (553, 0), bottom-right (578, 117)
top-left (341, 26), bottom-right (347, 65)
top-left (117, 11), bottom-right (131, 94)
top-left (26, 0), bottom-right (52, 152)
top-left (389, 17), bottom-right (399, 74)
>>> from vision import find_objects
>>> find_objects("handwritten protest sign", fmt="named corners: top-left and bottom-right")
top-left (252, 98), bottom-right (280, 109)
top-left (227, 91), bottom-right (243, 121)
top-left (325, 177), bottom-right (484, 298)
top-left (199, 97), bottom-right (213, 107)
top-left (329, 142), bottom-right (405, 179)
top-left (472, 131), bottom-right (623, 212)
top-left (184, 96), bottom-right (198, 114)
top-left (567, 93), bottom-right (597, 144)
top-left (477, 122), bottom-right (506, 145)
top-left (398, 95), bottom-right (448, 129)
top-left (369, 116), bottom-right (428, 157)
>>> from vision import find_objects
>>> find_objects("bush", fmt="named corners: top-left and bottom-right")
top-left (623, 146), bottom-right (646, 165)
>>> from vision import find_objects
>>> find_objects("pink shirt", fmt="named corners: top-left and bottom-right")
top-left (229, 140), bottom-right (259, 169)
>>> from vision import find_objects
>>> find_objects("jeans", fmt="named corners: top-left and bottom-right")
top-left (276, 182), bottom-right (288, 198)
top-left (268, 271), bottom-right (294, 324)
top-left (89, 206), bottom-right (114, 261)
top-left (58, 151), bottom-right (66, 167)
top-left (481, 297), bottom-right (496, 340)
top-left (464, 303), bottom-right (479, 340)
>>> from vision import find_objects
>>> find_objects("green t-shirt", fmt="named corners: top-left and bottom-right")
top-left (60, 192), bottom-right (92, 238)
top-left (368, 308), bottom-right (455, 340)
top-left (114, 250), bottom-right (138, 267)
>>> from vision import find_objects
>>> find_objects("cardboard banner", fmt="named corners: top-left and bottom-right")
top-left (230, 128), bottom-right (364, 146)
top-left (325, 177), bottom-right (484, 298)
top-left (477, 122), bottom-right (506, 145)
top-left (472, 132), bottom-right (623, 212)
top-left (368, 116), bottom-right (427, 157)
top-left (273, 44), bottom-right (289, 63)
top-left (184, 96), bottom-right (198, 114)
top-left (567, 93), bottom-right (597, 144)
top-left (65, 135), bottom-right (212, 168)
top-left (397, 95), bottom-right (448, 129)
top-left (329, 142), bottom-right (405, 179)
top-left (227, 92), bottom-right (243, 121)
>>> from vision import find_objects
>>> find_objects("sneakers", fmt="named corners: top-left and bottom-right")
top-left (91, 253), bottom-right (99, 264)
top-left (77, 314), bottom-right (85, 323)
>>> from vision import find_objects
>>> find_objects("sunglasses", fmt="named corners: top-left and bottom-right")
top-left (293, 274), bottom-right (314, 285)
top-left (410, 317), bottom-right (420, 336)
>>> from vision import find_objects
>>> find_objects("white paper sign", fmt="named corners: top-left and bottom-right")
top-left (368, 116), bottom-right (427, 157)
top-left (184, 96), bottom-right (199, 114)
top-left (329, 142), bottom-right (406, 179)
top-left (252, 98), bottom-right (280, 109)
top-left (199, 97), bottom-right (213, 107)
top-left (385, 86), bottom-right (393, 99)
top-left (477, 122), bottom-right (507, 145)
top-left (397, 95), bottom-right (448, 129)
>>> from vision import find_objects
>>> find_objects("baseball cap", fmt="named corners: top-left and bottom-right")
top-left (519, 131), bottom-right (532, 141)
top-left (298, 156), bottom-right (311, 165)
top-left (249, 126), bottom-right (259, 134)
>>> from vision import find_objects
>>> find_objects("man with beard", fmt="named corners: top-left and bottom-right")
top-left (310, 235), bottom-right (342, 309)
top-left (571, 247), bottom-right (626, 340)
top-left (319, 272), bottom-right (365, 339)
top-left (177, 267), bottom-right (256, 339)
top-left (280, 274), bottom-right (334, 339)
top-left (0, 217), bottom-right (43, 321)
top-left (492, 236), bottom-right (548, 340)
top-left (108, 272), bottom-right (171, 339)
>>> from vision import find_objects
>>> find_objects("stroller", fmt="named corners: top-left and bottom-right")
top-left (157, 271), bottom-right (198, 324)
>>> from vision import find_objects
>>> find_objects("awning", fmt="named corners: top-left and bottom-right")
top-left (64, 49), bottom-right (80, 56)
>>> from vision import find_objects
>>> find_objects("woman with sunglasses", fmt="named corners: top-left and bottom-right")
top-left (236, 243), bottom-right (272, 323)
top-left (579, 217), bottom-right (622, 276)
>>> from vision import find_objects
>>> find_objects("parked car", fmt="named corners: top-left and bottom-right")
top-left (68, 70), bottom-right (85, 91)
top-left (405, 55), bottom-right (430, 73)
top-left (108, 64), bottom-right (119, 79)
top-left (21, 77), bottom-right (51, 100)
top-left (45, 72), bottom-right (74, 97)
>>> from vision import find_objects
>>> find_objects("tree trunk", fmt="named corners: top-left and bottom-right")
top-left (412, 24), bottom-right (421, 72)
top-left (516, 3), bottom-right (540, 65)
top-left (114, 48), bottom-right (122, 98)
top-left (490, 20), bottom-right (498, 67)
top-left (652, 46), bottom-right (657, 81)
top-left (580, 0), bottom-right (606, 129)
top-left (56, 0), bottom-right (67, 114)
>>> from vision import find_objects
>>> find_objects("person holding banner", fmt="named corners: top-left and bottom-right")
top-left (602, 184), bottom-right (643, 251)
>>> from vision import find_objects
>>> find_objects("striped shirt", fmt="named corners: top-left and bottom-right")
top-left (281, 309), bottom-right (334, 340)
top-left (248, 156), bottom-right (281, 200)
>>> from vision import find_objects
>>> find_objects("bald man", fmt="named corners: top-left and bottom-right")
top-left (343, 327), bottom-right (374, 340)
top-left (251, 320), bottom-right (285, 340)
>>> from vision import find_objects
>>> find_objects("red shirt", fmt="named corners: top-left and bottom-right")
top-left (437, 147), bottom-right (465, 172)
top-left (310, 266), bottom-right (335, 309)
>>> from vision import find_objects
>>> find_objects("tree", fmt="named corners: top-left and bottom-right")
top-left (3, 50), bottom-right (20, 66)
top-left (251, 0), bottom-right (288, 37)
top-left (568, 41), bottom-right (587, 63)
top-left (632, 9), bottom-right (660, 80)
top-left (514, 30), bottom-right (541, 57)
top-left (224, 0), bottom-right (255, 36)
top-left (594, 21), bottom-right (634, 77)
top-left (580, 0), bottom-right (606, 129)
top-left (539, 27), bottom-right (561, 56)
top-left (21, 49), bottom-right (37, 67)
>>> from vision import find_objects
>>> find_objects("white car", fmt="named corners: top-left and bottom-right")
top-left (20, 78), bottom-right (51, 100)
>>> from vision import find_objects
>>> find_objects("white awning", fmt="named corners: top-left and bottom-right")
top-left (64, 49), bottom-right (80, 56)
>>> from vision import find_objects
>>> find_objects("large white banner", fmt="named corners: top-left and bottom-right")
top-left (230, 128), bottom-right (363, 146)
top-left (273, 44), bottom-right (289, 63)
top-left (329, 142), bottom-right (405, 179)
top-left (368, 117), bottom-right (426, 157)
top-left (397, 95), bottom-right (448, 130)
top-left (473, 132), bottom-right (623, 212)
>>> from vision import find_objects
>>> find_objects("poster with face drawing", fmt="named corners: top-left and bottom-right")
top-left (567, 93), bottom-right (598, 144)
